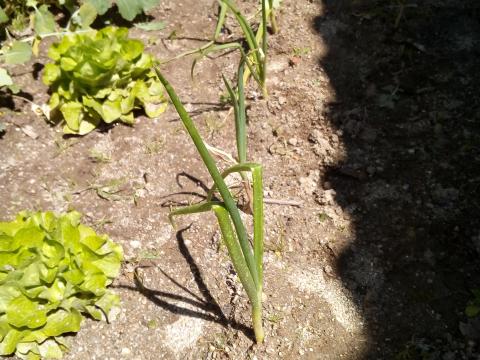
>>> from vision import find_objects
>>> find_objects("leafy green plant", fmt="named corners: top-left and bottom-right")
top-left (0, 1), bottom-right (70, 93)
top-left (0, 38), bottom-right (32, 93)
top-left (0, 1), bottom-right (60, 35)
top-left (155, 61), bottom-right (266, 343)
top-left (84, 0), bottom-right (160, 22)
top-left (42, 26), bottom-right (167, 134)
top-left (0, 0), bottom-right (162, 93)
top-left (0, 0), bottom-right (161, 32)
top-left (0, 210), bottom-right (123, 359)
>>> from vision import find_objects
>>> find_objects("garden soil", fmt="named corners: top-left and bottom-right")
top-left (1, 0), bottom-right (479, 359)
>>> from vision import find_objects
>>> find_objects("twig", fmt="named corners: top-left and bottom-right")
top-left (72, 186), bottom-right (93, 195)
top-left (264, 198), bottom-right (303, 207)
top-left (8, 94), bottom-right (36, 105)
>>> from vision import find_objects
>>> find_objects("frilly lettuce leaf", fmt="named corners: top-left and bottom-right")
top-left (0, 211), bottom-right (123, 359)
top-left (43, 26), bottom-right (167, 135)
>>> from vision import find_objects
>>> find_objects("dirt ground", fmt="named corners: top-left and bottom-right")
top-left (1, 0), bottom-right (480, 359)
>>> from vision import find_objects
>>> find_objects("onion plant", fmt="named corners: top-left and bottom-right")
top-left (208, 0), bottom-right (277, 97)
top-left (155, 61), bottom-right (265, 343)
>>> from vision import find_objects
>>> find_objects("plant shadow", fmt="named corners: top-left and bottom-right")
top-left (117, 226), bottom-right (254, 341)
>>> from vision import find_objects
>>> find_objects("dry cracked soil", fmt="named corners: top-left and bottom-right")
top-left (1, 0), bottom-right (480, 359)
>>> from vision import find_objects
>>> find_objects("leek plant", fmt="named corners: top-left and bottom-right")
top-left (155, 61), bottom-right (265, 343)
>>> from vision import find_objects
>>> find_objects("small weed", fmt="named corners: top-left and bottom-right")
top-left (172, 124), bottom-right (186, 135)
top-left (144, 137), bottom-right (165, 155)
top-left (292, 46), bottom-right (311, 57)
top-left (267, 312), bottom-right (283, 323)
top-left (78, 178), bottom-right (127, 202)
top-left (146, 319), bottom-right (158, 329)
top-left (89, 148), bottom-right (111, 163)
top-left (96, 179), bottom-right (126, 201)
top-left (266, 219), bottom-right (286, 257)
top-left (205, 115), bottom-right (226, 138)
top-left (211, 332), bottom-right (229, 351)
top-left (219, 92), bottom-right (231, 105)
top-left (394, 337), bottom-right (438, 360)
top-left (167, 28), bottom-right (180, 40)
top-left (62, 192), bottom-right (73, 204)
top-left (92, 216), bottom-right (113, 229)
top-left (466, 289), bottom-right (480, 317)
top-left (318, 212), bottom-right (330, 222)
top-left (136, 249), bottom-right (162, 261)
top-left (54, 136), bottom-right (78, 155)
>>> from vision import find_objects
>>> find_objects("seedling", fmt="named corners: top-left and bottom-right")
top-left (88, 148), bottom-right (112, 163)
top-left (267, 312), bottom-right (283, 323)
top-left (144, 137), bottom-right (166, 155)
top-left (155, 62), bottom-right (266, 343)
top-left (466, 289), bottom-right (480, 318)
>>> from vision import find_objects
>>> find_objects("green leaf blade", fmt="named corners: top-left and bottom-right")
top-left (134, 21), bottom-right (166, 31)
top-left (0, 211), bottom-right (123, 356)
top-left (34, 5), bottom-right (57, 36)
top-left (6, 296), bottom-right (48, 329)
top-left (3, 41), bottom-right (32, 65)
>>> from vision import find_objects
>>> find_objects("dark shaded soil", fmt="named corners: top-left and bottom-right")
top-left (314, 0), bottom-right (480, 358)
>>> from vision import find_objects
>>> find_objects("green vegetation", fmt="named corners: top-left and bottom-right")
top-left (0, 0), bottom-right (160, 32)
top-left (0, 0), bottom-right (161, 92)
top-left (81, 0), bottom-right (160, 22)
top-left (42, 26), bottom-right (167, 134)
top-left (213, 0), bottom-right (279, 96)
top-left (0, 0), bottom-right (278, 350)
top-left (156, 60), bottom-right (266, 343)
top-left (170, 0), bottom-right (280, 98)
top-left (0, 211), bottom-right (123, 359)
top-left (150, 0), bottom-right (281, 344)
top-left (466, 289), bottom-right (480, 318)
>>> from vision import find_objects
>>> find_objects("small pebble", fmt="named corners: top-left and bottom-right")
top-left (130, 240), bottom-right (141, 249)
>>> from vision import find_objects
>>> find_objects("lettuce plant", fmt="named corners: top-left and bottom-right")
top-left (0, 0), bottom-right (161, 94)
top-left (0, 211), bottom-right (123, 359)
top-left (43, 26), bottom-right (167, 135)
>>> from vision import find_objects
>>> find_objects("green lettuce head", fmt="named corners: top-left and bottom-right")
top-left (43, 26), bottom-right (167, 135)
top-left (0, 211), bottom-right (123, 359)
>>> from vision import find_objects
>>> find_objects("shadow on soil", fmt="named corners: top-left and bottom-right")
top-left (313, 1), bottom-right (480, 358)
top-left (118, 226), bottom-right (254, 341)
